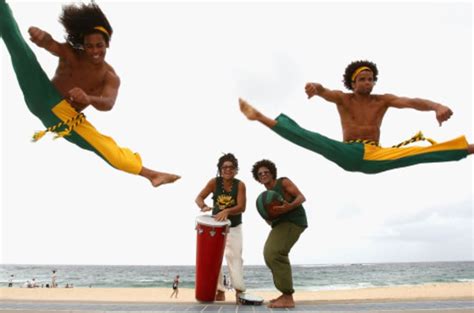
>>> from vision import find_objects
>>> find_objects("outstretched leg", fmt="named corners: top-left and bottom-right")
top-left (239, 98), bottom-right (277, 128)
top-left (139, 167), bottom-right (180, 188)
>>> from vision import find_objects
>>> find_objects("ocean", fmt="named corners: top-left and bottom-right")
top-left (1, 261), bottom-right (472, 291)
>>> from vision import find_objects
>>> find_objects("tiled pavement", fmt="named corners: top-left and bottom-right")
top-left (0, 300), bottom-right (473, 312)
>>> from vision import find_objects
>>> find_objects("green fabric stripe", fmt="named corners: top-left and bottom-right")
top-left (272, 113), bottom-right (364, 172)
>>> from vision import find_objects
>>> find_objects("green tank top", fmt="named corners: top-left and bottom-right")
top-left (212, 177), bottom-right (242, 227)
top-left (271, 177), bottom-right (308, 228)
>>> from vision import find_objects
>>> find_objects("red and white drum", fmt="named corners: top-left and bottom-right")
top-left (195, 215), bottom-right (230, 302)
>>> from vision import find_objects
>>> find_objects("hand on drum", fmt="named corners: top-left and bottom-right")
top-left (213, 209), bottom-right (230, 222)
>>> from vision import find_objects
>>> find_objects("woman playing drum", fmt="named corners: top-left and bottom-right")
top-left (195, 153), bottom-right (247, 303)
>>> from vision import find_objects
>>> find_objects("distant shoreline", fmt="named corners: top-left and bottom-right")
top-left (1, 282), bottom-right (472, 304)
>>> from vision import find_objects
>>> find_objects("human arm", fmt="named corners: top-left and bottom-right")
top-left (28, 27), bottom-right (73, 58)
top-left (213, 181), bottom-right (246, 222)
top-left (305, 82), bottom-right (345, 104)
top-left (68, 71), bottom-right (120, 111)
top-left (273, 178), bottom-right (306, 214)
top-left (384, 94), bottom-right (453, 126)
top-left (195, 178), bottom-right (215, 212)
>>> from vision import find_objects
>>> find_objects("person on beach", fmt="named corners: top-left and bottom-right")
top-left (8, 274), bottom-right (14, 287)
top-left (51, 270), bottom-right (57, 288)
top-left (170, 275), bottom-right (180, 298)
top-left (195, 153), bottom-right (247, 303)
top-left (239, 60), bottom-right (473, 174)
top-left (251, 159), bottom-right (307, 308)
top-left (0, 1), bottom-right (180, 187)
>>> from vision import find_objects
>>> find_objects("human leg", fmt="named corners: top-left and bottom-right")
top-left (239, 98), bottom-right (277, 128)
top-left (0, 1), bottom-right (62, 124)
top-left (263, 222), bottom-right (304, 308)
top-left (360, 136), bottom-right (470, 173)
top-left (223, 225), bottom-right (246, 303)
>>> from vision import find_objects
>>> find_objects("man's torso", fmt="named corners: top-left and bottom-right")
top-left (51, 51), bottom-right (115, 111)
top-left (337, 94), bottom-right (389, 143)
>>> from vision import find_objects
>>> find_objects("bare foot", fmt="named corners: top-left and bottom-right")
top-left (239, 98), bottom-right (277, 128)
top-left (267, 294), bottom-right (295, 308)
top-left (150, 172), bottom-right (181, 188)
top-left (215, 290), bottom-right (225, 301)
top-left (239, 98), bottom-right (260, 121)
top-left (235, 289), bottom-right (243, 304)
top-left (139, 167), bottom-right (181, 188)
top-left (269, 294), bottom-right (283, 303)
top-left (468, 144), bottom-right (474, 154)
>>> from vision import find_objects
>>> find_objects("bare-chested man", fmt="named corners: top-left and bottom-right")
top-left (239, 60), bottom-right (473, 174)
top-left (0, 1), bottom-right (179, 187)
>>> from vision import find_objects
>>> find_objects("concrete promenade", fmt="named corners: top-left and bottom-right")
top-left (0, 299), bottom-right (473, 312)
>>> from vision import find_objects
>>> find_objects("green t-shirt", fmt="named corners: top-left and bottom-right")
top-left (212, 177), bottom-right (242, 227)
top-left (270, 177), bottom-right (308, 228)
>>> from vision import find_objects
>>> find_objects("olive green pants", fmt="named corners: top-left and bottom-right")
top-left (263, 222), bottom-right (305, 295)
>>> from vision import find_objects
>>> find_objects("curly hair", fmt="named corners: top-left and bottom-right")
top-left (251, 159), bottom-right (277, 182)
top-left (59, 2), bottom-right (113, 49)
top-left (217, 153), bottom-right (239, 176)
top-left (342, 60), bottom-right (378, 90)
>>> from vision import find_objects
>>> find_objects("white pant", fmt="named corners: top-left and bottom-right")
top-left (217, 224), bottom-right (246, 292)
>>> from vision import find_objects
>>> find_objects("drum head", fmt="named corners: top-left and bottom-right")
top-left (195, 214), bottom-right (231, 227)
top-left (238, 293), bottom-right (264, 305)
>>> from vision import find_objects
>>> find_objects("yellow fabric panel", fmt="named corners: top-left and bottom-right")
top-left (51, 100), bottom-right (143, 174)
top-left (363, 136), bottom-right (468, 161)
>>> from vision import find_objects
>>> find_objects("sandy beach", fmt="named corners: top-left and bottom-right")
top-left (1, 282), bottom-right (472, 304)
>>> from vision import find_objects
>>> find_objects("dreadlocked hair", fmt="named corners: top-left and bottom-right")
top-left (59, 2), bottom-right (113, 49)
top-left (343, 60), bottom-right (378, 90)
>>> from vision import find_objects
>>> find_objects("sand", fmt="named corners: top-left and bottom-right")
top-left (1, 282), bottom-right (472, 304)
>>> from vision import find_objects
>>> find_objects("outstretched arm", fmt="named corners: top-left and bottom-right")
top-left (305, 82), bottom-right (344, 105)
top-left (384, 94), bottom-right (453, 126)
top-left (28, 26), bottom-right (71, 58)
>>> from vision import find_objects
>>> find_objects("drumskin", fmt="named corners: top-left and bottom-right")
top-left (0, 1), bottom-right (142, 174)
top-left (272, 114), bottom-right (469, 173)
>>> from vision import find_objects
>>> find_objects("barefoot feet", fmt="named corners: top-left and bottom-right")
top-left (238, 98), bottom-right (277, 128)
top-left (267, 294), bottom-right (295, 308)
top-left (215, 290), bottom-right (225, 301)
top-left (238, 98), bottom-right (260, 121)
top-left (139, 167), bottom-right (181, 188)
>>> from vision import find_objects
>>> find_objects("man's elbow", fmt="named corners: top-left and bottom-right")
top-left (98, 102), bottom-right (114, 111)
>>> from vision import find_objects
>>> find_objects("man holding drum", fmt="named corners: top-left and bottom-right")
top-left (251, 159), bottom-right (307, 308)
top-left (195, 153), bottom-right (247, 303)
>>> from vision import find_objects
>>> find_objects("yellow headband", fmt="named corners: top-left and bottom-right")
top-left (351, 66), bottom-right (372, 81)
top-left (93, 26), bottom-right (110, 37)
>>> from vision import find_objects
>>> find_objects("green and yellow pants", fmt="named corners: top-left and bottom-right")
top-left (272, 114), bottom-right (468, 174)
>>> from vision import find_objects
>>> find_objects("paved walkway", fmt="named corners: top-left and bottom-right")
top-left (0, 300), bottom-right (473, 312)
